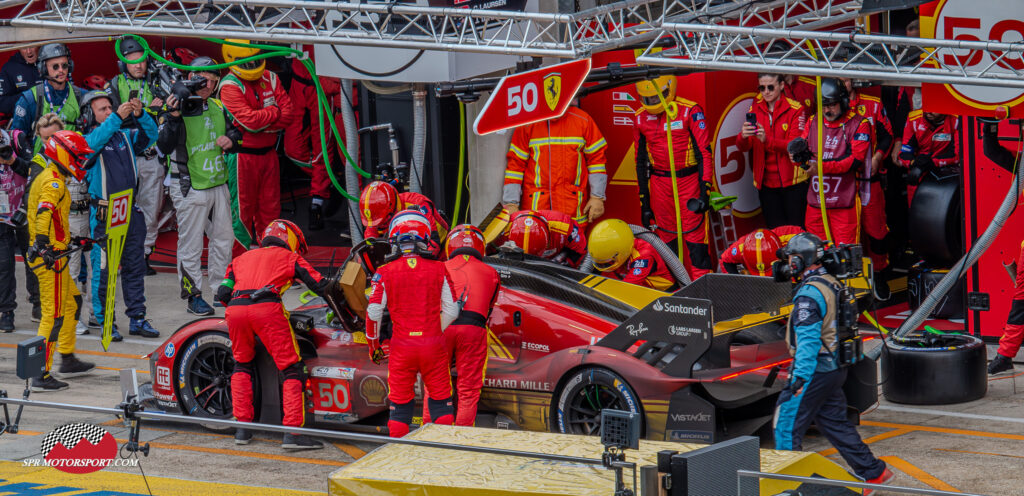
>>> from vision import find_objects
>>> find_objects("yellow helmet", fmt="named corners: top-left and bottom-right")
top-left (588, 219), bottom-right (635, 272)
top-left (635, 75), bottom-right (677, 115)
top-left (222, 39), bottom-right (265, 81)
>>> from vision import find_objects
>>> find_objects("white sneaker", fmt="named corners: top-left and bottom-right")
top-left (75, 320), bottom-right (89, 335)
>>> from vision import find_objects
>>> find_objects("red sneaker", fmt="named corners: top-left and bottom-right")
top-left (863, 467), bottom-right (894, 495)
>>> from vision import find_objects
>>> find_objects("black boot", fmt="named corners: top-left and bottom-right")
top-left (988, 354), bottom-right (1015, 375)
top-left (57, 353), bottom-right (96, 378)
top-left (309, 201), bottom-right (325, 231)
top-left (282, 433), bottom-right (323, 450)
top-left (145, 254), bottom-right (157, 276)
top-left (235, 428), bottom-right (253, 445)
top-left (31, 373), bottom-right (69, 392)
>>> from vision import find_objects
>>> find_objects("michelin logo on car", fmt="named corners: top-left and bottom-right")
top-left (652, 300), bottom-right (709, 316)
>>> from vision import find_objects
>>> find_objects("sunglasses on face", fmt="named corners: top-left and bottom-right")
top-left (758, 84), bottom-right (777, 93)
top-left (50, 62), bottom-right (70, 71)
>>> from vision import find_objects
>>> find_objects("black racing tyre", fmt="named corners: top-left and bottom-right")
top-left (881, 333), bottom-right (987, 405)
top-left (731, 322), bottom-right (785, 346)
top-left (553, 368), bottom-right (643, 436)
top-left (177, 332), bottom-right (256, 429)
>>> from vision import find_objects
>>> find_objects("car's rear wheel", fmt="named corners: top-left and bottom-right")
top-left (177, 332), bottom-right (256, 430)
top-left (553, 368), bottom-right (643, 436)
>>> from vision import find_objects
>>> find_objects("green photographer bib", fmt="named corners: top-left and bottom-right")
top-left (183, 99), bottom-right (227, 190)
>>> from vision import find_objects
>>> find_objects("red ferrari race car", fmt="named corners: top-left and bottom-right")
top-left (145, 236), bottom-right (878, 442)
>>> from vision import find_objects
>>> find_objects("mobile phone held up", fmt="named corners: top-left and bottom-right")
top-left (745, 112), bottom-right (757, 126)
top-left (129, 89), bottom-right (139, 100)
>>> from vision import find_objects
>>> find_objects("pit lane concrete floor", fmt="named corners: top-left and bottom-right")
top-left (0, 269), bottom-right (1018, 495)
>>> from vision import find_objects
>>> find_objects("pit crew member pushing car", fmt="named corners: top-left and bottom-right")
top-left (587, 219), bottom-right (674, 291)
top-left (366, 210), bottom-right (460, 437)
top-left (505, 209), bottom-right (587, 268)
top-left (216, 219), bottom-right (330, 450)
top-left (423, 225), bottom-right (501, 426)
top-left (719, 226), bottom-right (803, 276)
top-left (773, 233), bottom-right (893, 491)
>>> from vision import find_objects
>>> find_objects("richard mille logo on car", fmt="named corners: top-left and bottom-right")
top-left (652, 300), bottom-right (708, 316)
top-left (484, 378), bottom-right (552, 391)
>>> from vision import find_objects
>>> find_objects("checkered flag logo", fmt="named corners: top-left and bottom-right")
top-left (40, 422), bottom-right (117, 474)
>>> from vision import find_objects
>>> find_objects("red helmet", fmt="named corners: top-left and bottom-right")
top-left (43, 130), bottom-right (93, 182)
top-left (507, 212), bottom-right (550, 257)
top-left (260, 219), bottom-right (308, 254)
top-left (445, 224), bottom-right (486, 259)
top-left (741, 229), bottom-right (782, 276)
top-left (81, 74), bottom-right (108, 91)
top-left (359, 181), bottom-right (399, 229)
top-left (388, 209), bottom-right (432, 253)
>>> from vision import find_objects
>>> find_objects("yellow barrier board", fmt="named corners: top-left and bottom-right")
top-left (329, 424), bottom-right (861, 495)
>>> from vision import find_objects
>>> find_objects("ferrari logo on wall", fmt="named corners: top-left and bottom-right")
top-left (544, 72), bottom-right (561, 112)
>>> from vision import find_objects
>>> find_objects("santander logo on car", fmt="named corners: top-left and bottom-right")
top-left (652, 300), bottom-right (708, 316)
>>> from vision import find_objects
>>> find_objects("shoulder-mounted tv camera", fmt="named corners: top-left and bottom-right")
top-left (772, 243), bottom-right (863, 282)
top-left (149, 62), bottom-right (206, 114)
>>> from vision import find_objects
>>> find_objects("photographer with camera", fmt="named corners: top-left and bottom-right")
top-left (789, 79), bottom-right (872, 246)
top-left (105, 37), bottom-right (166, 276)
top-left (26, 130), bottom-right (97, 391)
top-left (898, 107), bottom-right (960, 206)
top-left (156, 56), bottom-right (239, 316)
top-left (218, 39), bottom-right (295, 246)
top-left (81, 90), bottom-right (160, 341)
top-left (772, 233), bottom-right (893, 492)
top-left (0, 129), bottom-right (33, 331)
top-left (736, 74), bottom-right (808, 228)
top-left (11, 44), bottom-right (84, 146)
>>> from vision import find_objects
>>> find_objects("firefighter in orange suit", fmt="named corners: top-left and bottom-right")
top-left (503, 107), bottom-right (608, 229)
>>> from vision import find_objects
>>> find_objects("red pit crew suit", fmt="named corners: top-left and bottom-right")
top-left (363, 191), bottom-right (450, 242)
top-left (503, 107), bottom-right (608, 228)
top-left (801, 111), bottom-right (872, 246)
top-left (218, 246), bottom-right (328, 427)
top-left (633, 97), bottom-right (714, 279)
top-left (423, 252), bottom-right (501, 425)
top-left (719, 225), bottom-right (804, 273)
top-left (366, 254), bottom-right (460, 437)
top-left (851, 92), bottom-right (894, 271)
top-left (603, 238), bottom-right (675, 291)
top-left (283, 59), bottom-right (344, 200)
top-left (898, 110), bottom-right (960, 205)
top-left (509, 209), bottom-right (587, 268)
top-left (735, 94), bottom-right (808, 228)
top-left (220, 71), bottom-right (295, 241)
top-left (784, 76), bottom-right (817, 118)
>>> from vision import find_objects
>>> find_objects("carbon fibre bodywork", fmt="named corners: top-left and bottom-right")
top-left (147, 252), bottom-right (875, 442)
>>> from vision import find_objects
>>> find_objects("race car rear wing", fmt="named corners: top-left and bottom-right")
top-left (596, 297), bottom-right (714, 379)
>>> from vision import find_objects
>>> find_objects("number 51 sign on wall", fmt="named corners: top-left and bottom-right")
top-left (474, 59), bottom-right (592, 135)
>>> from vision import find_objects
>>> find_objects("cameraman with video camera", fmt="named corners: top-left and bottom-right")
top-left (106, 37), bottom-right (165, 275)
top-left (156, 56), bottom-right (239, 316)
top-left (0, 129), bottom-right (33, 331)
top-left (773, 233), bottom-right (893, 492)
top-left (788, 79), bottom-right (872, 246)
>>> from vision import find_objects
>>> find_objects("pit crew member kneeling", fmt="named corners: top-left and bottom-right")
top-left (505, 209), bottom-right (586, 268)
top-left (719, 226), bottom-right (803, 276)
top-left (366, 210), bottom-right (460, 437)
top-left (773, 233), bottom-right (893, 491)
top-left (217, 219), bottom-right (330, 450)
top-left (587, 219), bottom-right (674, 291)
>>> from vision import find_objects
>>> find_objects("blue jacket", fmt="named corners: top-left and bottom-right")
top-left (84, 112), bottom-right (157, 200)
top-left (11, 81), bottom-right (82, 133)
top-left (0, 52), bottom-right (40, 117)
top-left (790, 267), bottom-right (840, 382)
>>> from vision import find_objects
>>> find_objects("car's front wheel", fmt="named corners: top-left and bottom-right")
top-left (552, 368), bottom-right (643, 436)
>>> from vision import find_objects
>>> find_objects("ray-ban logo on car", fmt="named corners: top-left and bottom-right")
top-left (626, 322), bottom-right (648, 337)
top-left (652, 300), bottom-right (708, 316)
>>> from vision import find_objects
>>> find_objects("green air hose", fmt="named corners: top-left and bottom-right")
top-left (114, 35), bottom-right (368, 202)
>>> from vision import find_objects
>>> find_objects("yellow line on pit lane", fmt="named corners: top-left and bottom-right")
top-left (0, 342), bottom-right (145, 360)
top-left (0, 460), bottom-right (323, 496)
top-left (881, 455), bottom-right (962, 493)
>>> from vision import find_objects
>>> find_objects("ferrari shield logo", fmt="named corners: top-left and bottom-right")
top-left (544, 72), bottom-right (561, 112)
top-left (406, 258), bottom-right (417, 269)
